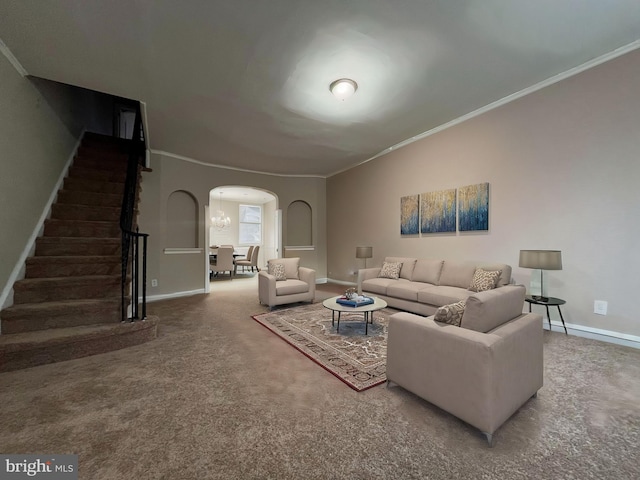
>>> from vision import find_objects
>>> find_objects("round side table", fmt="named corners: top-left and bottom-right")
top-left (525, 295), bottom-right (567, 334)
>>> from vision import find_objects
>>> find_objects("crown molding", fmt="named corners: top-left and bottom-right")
top-left (329, 39), bottom-right (640, 178)
top-left (149, 149), bottom-right (326, 179)
top-left (0, 38), bottom-right (28, 76)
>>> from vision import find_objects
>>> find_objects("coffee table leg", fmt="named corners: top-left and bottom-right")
top-left (337, 311), bottom-right (341, 332)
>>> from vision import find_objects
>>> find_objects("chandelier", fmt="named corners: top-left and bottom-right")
top-left (211, 191), bottom-right (231, 229)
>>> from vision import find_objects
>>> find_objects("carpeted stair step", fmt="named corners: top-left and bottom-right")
top-left (25, 255), bottom-right (121, 278)
top-left (44, 219), bottom-right (120, 238)
top-left (75, 147), bottom-right (129, 163)
top-left (36, 237), bottom-right (121, 256)
top-left (68, 165), bottom-right (127, 183)
top-left (51, 204), bottom-right (121, 222)
top-left (63, 177), bottom-right (125, 195)
top-left (82, 131), bottom-right (131, 148)
top-left (13, 275), bottom-right (121, 304)
top-left (1, 298), bottom-right (123, 334)
top-left (0, 317), bottom-right (158, 373)
top-left (56, 189), bottom-right (122, 208)
top-left (0, 131), bottom-right (153, 373)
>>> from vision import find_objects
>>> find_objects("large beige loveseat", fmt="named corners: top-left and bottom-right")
top-left (387, 284), bottom-right (543, 446)
top-left (358, 256), bottom-right (512, 316)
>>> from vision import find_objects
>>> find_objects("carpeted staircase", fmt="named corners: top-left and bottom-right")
top-left (0, 133), bottom-right (158, 372)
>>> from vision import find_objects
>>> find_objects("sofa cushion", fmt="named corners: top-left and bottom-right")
top-left (362, 277), bottom-right (405, 295)
top-left (378, 261), bottom-right (402, 279)
top-left (268, 262), bottom-right (286, 281)
top-left (268, 257), bottom-right (299, 280)
top-left (412, 259), bottom-right (443, 285)
top-left (439, 261), bottom-right (477, 288)
top-left (417, 285), bottom-right (471, 306)
top-left (275, 279), bottom-right (310, 296)
top-left (387, 282), bottom-right (432, 302)
top-left (385, 257), bottom-right (417, 280)
top-left (477, 263), bottom-right (512, 287)
top-left (461, 285), bottom-right (526, 333)
top-left (469, 268), bottom-right (501, 292)
top-left (434, 299), bottom-right (467, 326)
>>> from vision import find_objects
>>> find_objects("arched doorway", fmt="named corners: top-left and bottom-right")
top-left (205, 186), bottom-right (279, 290)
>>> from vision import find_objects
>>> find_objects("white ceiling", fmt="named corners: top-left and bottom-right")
top-left (1, 1), bottom-right (639, 177)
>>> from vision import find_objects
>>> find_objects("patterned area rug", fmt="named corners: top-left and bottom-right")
top-left (252, 302), bottom-right (395, 391)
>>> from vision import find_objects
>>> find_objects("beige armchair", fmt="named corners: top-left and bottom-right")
top-left (258, 257), bottom-right (315, 309)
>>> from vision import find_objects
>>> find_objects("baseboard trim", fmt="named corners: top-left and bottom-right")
top-left (325, 278), bottom-right (356, 286)
top-left (545, 319), bottom-right (640, 350)
top-left (0, 132), bottom-right (84, 312)
top-left (146, 289), bottom-right (206, 303)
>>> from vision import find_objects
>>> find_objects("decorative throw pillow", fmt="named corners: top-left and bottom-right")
top-left (268, 262), bottom-right (287, 281)
top-left (469, 268), bottom-right (501, 292)
top-left (378, 261), bottom-right (402, 280)
top-left (434, 299), bottom-right (467, 327)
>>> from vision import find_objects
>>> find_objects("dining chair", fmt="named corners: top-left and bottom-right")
top-left (210, 246), bottom-right (234, 278)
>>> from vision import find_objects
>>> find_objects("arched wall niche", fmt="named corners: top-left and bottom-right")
top-left (287, 200), bottom-right (312, 246)
top-left (166, 190), bottom-right (199, 248)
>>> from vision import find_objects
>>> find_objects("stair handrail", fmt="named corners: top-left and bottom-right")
top-left (120, 103), bottom-right (149, 322)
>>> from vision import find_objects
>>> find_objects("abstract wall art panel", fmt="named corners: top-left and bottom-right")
top-left (400, 194), bottom-right (419, 235)
top-left (458, 182), bottom-right (489, 231)
top-left (420, 189), bottom-right (456, 233)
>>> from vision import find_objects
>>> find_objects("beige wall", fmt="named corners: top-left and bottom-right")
top-left (327, 49), bottom-right (640, 337)
top-left (138, 153), bottom-right (327, 298)
top-left (0, 54), bottom-right (80, 307)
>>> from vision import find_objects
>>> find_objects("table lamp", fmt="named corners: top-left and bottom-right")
top-left (356, 246), bottom-right (373, 269)
top-left (519, 250), bottom-right (562, 302)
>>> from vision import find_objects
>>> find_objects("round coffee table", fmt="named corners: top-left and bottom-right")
top-left (322, 296), bottom-right (387, 335)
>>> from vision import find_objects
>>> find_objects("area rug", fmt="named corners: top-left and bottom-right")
top-left (252, 302), bottom-right (395, 391)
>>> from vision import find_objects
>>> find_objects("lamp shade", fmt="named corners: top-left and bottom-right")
top-left (519, 250), bottom-right (562, 270)
top-left (356, 246), bottom-right (373, 259)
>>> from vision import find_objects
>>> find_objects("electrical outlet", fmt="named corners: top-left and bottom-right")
top-left (594, 300), bottom-right (607, 315)
top-left (151, 279), bottom-right (158, 287)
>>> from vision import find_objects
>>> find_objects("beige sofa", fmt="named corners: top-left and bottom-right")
top-left (387, 284), bottom-right (543, 446)
top-left (258, 257), bottom-right (316, 309)
top-left (358, 256), bottom-right (512, 315)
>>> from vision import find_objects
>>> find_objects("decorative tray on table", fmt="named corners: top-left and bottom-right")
top-left (336, 295), bottom-right (374, 307)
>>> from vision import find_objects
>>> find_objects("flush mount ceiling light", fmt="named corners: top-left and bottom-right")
top-left (330, 78), bottom-right (358, 101)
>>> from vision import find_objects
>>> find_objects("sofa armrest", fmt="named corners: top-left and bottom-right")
top-left (258, 271), bottom-right (276, 306)
top-left (357, 267), bottom-right (381, 294)
top-left (387, 311), bottom-right (543, 435)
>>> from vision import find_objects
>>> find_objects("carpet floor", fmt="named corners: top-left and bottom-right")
top-left (0, 275), bottom-right (639, 479)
